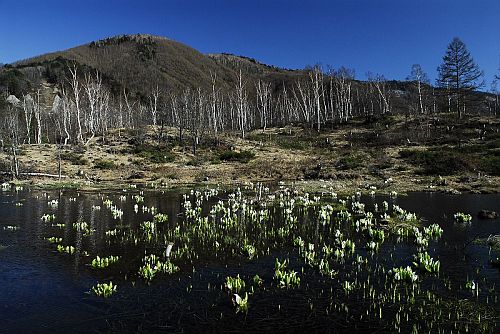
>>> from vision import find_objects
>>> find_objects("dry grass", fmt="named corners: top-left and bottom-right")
top-left (0, 119), bottom-right (498, 194)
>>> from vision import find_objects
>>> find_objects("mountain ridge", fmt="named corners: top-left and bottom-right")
top-left (4, 34), bottom-right (302, 100)
top-left (0, 33), bottom-right (494, 116)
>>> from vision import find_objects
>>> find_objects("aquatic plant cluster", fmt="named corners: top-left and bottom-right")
top-left (92, 281), bottom-right (117, 297)
top-left (5, 182), bottom-right (498, 333)
top-left (91, 255), bottom-right (120, 269)
top-left (454, 212), bottom-right (473, 223)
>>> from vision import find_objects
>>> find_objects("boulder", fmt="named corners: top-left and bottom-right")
top-left (6, 95), bottom-right (20, 106)
top-left (478, 210), bottom-right (499, 220)
top-left (128, 171), bottom-right (145, 180)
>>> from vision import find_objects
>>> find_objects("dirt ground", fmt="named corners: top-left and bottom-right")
top-left (2, 115), bottom-right (499, 194)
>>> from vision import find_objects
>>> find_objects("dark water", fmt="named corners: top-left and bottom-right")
top-left (365, 192), bottom-right (500, 288)
top-left (0, 188), bottom-right (499, 333)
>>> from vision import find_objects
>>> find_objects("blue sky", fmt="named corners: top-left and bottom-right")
top-left (1, 0), bottom-right (499, 86)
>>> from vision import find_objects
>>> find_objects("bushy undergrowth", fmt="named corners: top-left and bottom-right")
top-left (94, 159), bottom-right (116, 170)
top-left (399, 149), bottom-right (472, 175)
top-left (132, 144), bottom-right (175, 163)
top-left (400, 144), bottom-right (500, 176)
top-left (253, 132), bottom-right (331, 150)
top-left (338, 152), bottom-right (370, 170)
top-left (218, 150), bottom-right (255, 163)
top-left (481, 155), bottom-right (500, 176)
top-left (60, 151), bottom-right (87, 165)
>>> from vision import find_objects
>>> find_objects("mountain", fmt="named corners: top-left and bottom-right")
top-left (1, 34), bottom-right (301, 101)
top-left (0, 34), bottom-right (494, 116)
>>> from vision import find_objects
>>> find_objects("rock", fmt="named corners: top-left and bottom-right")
top-left (303, 165), bottom-right (321, 180)
top-left (6, 95), bottom-right (20, 106)
top-left (368, 167), bottom-right (384, 177)
top-left (128, 172), bottom-right (145, 180)
top-left (478, 210), bottom-right (499, 220)
top-left (459, 176), bottom-right (472, 183)
top-left (378, 219), bottom-right (390, 226)
top-left (435, 176), bottom-right (447, 186)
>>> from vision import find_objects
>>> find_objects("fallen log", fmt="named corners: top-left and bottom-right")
top-left (0, 172), bottom-right (68, 178)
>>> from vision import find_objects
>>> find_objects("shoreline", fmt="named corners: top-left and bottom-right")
top-left (2, 115), bottom-right (499, 195)
top-left (6, 172), bottom-right (499, 195)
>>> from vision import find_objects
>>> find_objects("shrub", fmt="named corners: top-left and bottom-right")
top-left (60, 151), bottom-right (87, 165)
top-left (94, 159), bottom-right (116, 170)
top-left (133, 144), bottom-right (175, 163)
top-left (399, 149), bottom-right (471, 175)
top-left (481, 156), bottom-right (500, 176)
top-left (276, 137), bottom-right (310, 150)
top-left (218, 150), bottom-right (255, 163)
top-left (338, 152), bottom-right (369, 170)
top-left (399, 149), bottom-right (421, 160)
top-left (186, 156), bottom-right (208, 166)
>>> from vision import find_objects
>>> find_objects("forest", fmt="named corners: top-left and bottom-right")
top-left (0, 36), bottom-right (497, 147)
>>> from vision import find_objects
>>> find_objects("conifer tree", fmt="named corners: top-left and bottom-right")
top-left (437, 38), bottom-right (483, 118)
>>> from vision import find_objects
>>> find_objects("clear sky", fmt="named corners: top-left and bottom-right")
top-left (1, 0), bottom-right (499, 87)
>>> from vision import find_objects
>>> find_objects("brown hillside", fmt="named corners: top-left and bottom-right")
top-left (11, 34), bottom-right (300, 98)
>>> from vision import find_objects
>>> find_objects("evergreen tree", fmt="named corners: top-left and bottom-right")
top-left (436, 37), bottom-right (483, 118)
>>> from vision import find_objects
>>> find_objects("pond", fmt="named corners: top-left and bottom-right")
top-left (0, 184), bottom-right (499, 333)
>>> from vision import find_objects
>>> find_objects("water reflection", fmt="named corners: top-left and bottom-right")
top-left (0, 187), bottom-right (498, 333)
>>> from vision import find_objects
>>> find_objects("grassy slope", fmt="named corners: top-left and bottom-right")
top-left (3, 114), bottom-right (499, 193)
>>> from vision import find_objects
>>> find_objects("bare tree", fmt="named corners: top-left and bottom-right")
top-left (309, 66), bottom-right (324, 131)
top-left (209, 71), bottom-right (223, 141)
top-left (6, 105), bottom-right (20, 178)
top-left (329, 66), bottom-right (355, 122)
top-left (22, 94), bottom-right (34, 144)
top-left (148, 84), bottom-right (160, 126)
top-left (490, 79), bottom-right (499, 116)
top-left (234, 70), bottom-right (249, 138)
top-left (192, 87), bottom-right (207, 155)
top-left (68, 64), bottom-right (83, 143)
top-left (407, 64), bottom-right (429, 114)
top-left (278, 84), bottom-right (298, 126)
top-left (491, 66), bottom-right (500, 116)
top-left (256, 79), bottom-right (271, 130)
top-left (367, 72), bottom-right (391, 115)
top-left (292, 79), bottom-right (313, 125)
top-left (33, 90), bottom-right (43, 144)
top-left (123, 87), bottom-right (137, 129)
top-left (83, 70), bottom-right (109, 144)
top-left (179, 88), bottom-right (192, 145)
top-left (52, 93), bottom-right (72, 145)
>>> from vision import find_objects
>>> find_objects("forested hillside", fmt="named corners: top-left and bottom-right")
top-left (0, 34), bottom-right (498, 151)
